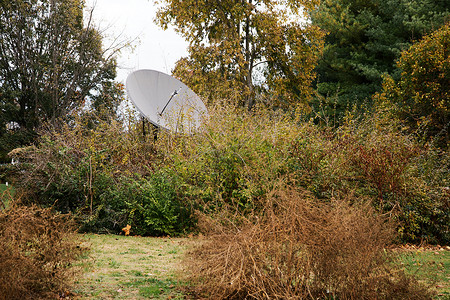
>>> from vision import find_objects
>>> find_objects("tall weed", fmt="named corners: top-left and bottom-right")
top-left (159, 104), bottom-right (304, 212)
top-left (0, 202), bottom-right (82, 299)
top-left (185, 188), bottom-right (433, 299)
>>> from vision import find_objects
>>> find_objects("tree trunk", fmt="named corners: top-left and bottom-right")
top-left (244, 0), bottom-right (254, 109)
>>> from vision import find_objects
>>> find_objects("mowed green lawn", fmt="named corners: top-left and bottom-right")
top-left (73, 234), bottom-right (192, 299)
top-left (72, 234), bottom-right (449, 299)
top-left (400, 247), bottom-right (450, 299)
top-left (0, 183), bottom-right (12, 193)
top-left (0, 183), bottom-right (14, 208)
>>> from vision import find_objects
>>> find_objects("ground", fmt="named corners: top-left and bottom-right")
top-left (72, 234), bottom-right (449, 299)
top-left (399, 245), bottom-right (450, 299)
top-left (0, 183), bottom-right (14, 208)
top-left (73, 234), bottom-right (191, 299)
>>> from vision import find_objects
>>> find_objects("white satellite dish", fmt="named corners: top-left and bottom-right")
top-left (126, 69), bottom-right (208, 133)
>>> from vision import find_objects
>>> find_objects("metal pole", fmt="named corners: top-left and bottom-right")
top-left (159, 88), bottom-right (181, 116)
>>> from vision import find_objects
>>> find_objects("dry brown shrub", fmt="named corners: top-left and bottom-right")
top-left (0, 202), bottom-right (83, 300)
top-left (185, 188), bottom-right (433, 299)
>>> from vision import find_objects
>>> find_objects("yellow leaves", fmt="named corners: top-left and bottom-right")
top-left (122, 153), bottom-right (130, 165)
top-left (158, 0), bottom-right (324, 108)
top-left (378, 23), bottom-right (449, 146)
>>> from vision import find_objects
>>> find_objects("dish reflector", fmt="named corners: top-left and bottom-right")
top-left (126, 69), bottom-right (208, 133)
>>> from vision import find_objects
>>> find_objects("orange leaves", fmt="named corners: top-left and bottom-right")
top-left (122, 224), bottom-right (131, 236)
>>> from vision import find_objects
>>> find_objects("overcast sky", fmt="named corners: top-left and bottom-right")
top-left (85, 0), bottom-right (189, 84)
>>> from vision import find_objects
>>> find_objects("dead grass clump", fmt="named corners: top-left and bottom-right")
top-left (186, 188), bottom-right (433, 299)
top-left (0, 203), bottom-right (83, 300)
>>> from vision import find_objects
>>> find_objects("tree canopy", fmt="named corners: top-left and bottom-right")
top-left (375, 23), bottom-right (449, 148)
top-left (156, 0), bottom-right (324, 109)
top-left (0, 0), bottom-right (123, 161)
top-left (311, 0), bottom-right (449, 117)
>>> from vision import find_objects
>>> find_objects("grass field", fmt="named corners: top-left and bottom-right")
top-left (0, 183), bottom-right (14, 208)
top-left (0, 183), bottom-right (12, 193)
top-left (73, 234), bottom-right (191, 299)
top-left (73, 234), bottom-right (449, 299)
top-left (400, 247), bottom-right (450, 299)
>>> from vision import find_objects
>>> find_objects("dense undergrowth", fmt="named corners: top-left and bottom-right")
top-left (8, 104), bottom-right (448, 243)
top-left (4, 103), bottom-right (448, 299)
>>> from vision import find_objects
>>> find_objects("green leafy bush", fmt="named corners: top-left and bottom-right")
top-left (96, 171), bottom-right (193, 236)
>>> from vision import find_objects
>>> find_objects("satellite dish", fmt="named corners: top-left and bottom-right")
top-left (126, 69), bottom-right (208, 133)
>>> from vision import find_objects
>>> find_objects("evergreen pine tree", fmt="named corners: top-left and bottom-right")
top-left (311, 0), bottom-right (449, 119)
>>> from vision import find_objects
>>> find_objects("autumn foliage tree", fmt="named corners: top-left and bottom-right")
top-left (311, 0), bottom-right (449, 118)
top-left (0, 0), bottom-right (124, 161)
top-left (156, 0), bottom-right (324, 109)
top-left (375, 23), bottom-right (449, 148)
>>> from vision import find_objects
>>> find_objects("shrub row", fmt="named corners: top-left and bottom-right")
top-left (7, 104), bottom-right (449, 243)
